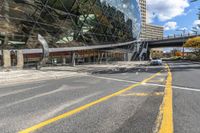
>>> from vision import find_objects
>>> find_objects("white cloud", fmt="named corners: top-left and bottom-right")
top-left (192, 20), bottom-right (200, 33)
top-left (147, 0), bottom-right (189, 23)
top-left (164, 21), bottom-right (177, 30)
top-left (193, 20), bottom-right (200, 26)
top-left (179, 27), bottom-right (188, 31)
top-left (177, 27), bottom-right (189, 33)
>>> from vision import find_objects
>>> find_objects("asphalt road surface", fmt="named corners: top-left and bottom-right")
top-left (0, 61), bottom-right (199, 133)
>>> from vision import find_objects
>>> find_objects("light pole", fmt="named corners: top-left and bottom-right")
top-left (176, 29), bottom-right (187, 59)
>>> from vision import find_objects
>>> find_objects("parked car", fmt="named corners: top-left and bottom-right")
top-left (150, 58), bottom-right (163, 65)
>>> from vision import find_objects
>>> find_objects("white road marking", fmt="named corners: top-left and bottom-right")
top-left (90, 75), bottom-right (200, 92)
top-left (57, 85), bottom-right (87, 91)
top-left (37, 91), bottom-right (102, 122)
top-left (172, 86), bottom-right (200, 92)
top-left (0, 87), bottom-right (65, 109)
top-left (169, 65), bottom-right (200, 68)
top-left (0, 81), bottom-right (47, 89)
top-left (0, 91), bottom-right (102, 131)
top-left (89, 75), bottom-right (138, 84)
top-left (144, 83), bottom-right (165, 87)
top-left (0, 84), bottom-right (47, 98)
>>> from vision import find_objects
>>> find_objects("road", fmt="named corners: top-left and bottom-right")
top-left (0, 61), bottom-right (199, 133)
top-left (170, 61), bottom-right (200, 133)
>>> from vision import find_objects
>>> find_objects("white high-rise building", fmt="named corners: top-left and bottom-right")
top-left (139, 0), bottom-right (164, 40)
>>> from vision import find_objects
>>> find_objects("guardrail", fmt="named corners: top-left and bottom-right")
top-left (141, 32), bottom-right (200, 41)
top-left (11, 40), bottom-right (137, 54)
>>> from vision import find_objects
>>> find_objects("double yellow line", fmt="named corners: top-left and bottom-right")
top-left (19, 71), bottom-right (161, 133)
top-left (157, 65), bottom-right (174, 133)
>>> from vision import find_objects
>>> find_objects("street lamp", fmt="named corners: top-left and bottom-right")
top-left (176, 29), bottom-right (187, 59)
top-left (176, 29), bottom-right (186, 36)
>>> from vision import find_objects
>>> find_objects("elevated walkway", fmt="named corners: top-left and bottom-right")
top-left (146, 33), bottom-right (200, 48)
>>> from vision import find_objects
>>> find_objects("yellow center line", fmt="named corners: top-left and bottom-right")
top-left (156, 64), bottom-right (174, 133)
top-left (19, 71), bottom-right (161, 133)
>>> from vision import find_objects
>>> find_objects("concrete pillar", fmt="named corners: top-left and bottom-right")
top-left (16, 50), bottom-right (24, 68)
top-left (124, 53), bottom-right (128, 61)
top-left (182, 47), bottom-right (185, 59)
top-left (146, 49), bottom-right (151, 60)
top-left (3, 50), bottom-right (11, 68)
top-left (97, 52), bottom-right (100, 63)
top-left (105, 52), bottom-right (108, 64)
top-left (88, 57), bottom-right (91, 63)
top-left (126, 52), bottom-right (133, 61)
top-left (71, 52), bottom-right (76, 67)
top-left (3, 33), bottom-right (9, 49)
top-left (62, 57), bottom-right (66, 65)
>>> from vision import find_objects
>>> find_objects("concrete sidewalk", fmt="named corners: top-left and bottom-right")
top-left (0, 61), bottom-right (147, 86)
top-left (0, 69), bottom-right (84, 86)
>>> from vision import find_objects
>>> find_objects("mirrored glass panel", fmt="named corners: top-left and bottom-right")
top-left (0, 0), bottom-right (141, 49)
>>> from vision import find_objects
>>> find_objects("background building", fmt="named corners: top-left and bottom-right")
top-left (145, 24), bottom-right (164, 40)
top-left (139, 0), bottom-right (164, 40)
top-left (139, 0), bottom-right (147, 39)
top-left (150, 48), bottom-right (164, 59)
top-left (0, 0), bottom-right (142, 67)
top-left (0, 0), bottom-right (141, 49)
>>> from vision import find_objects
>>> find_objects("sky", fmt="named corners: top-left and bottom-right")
top-left (146, 0), bottom-right (200, 36)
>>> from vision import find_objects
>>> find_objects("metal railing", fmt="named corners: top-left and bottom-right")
top-left (141, 32), bottom-right (200, 42)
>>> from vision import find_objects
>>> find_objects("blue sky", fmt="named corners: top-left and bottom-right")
top-left (147, 0), bottom-right (200, 36)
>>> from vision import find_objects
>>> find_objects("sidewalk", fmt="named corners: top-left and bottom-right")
top-left (0, 69), bottom-right (84, 86)
top-left (0, 61), bottom-right (147, 86)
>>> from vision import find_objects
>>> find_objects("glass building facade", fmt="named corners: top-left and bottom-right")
top-left (0, 0), bottom-right (141, 49)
